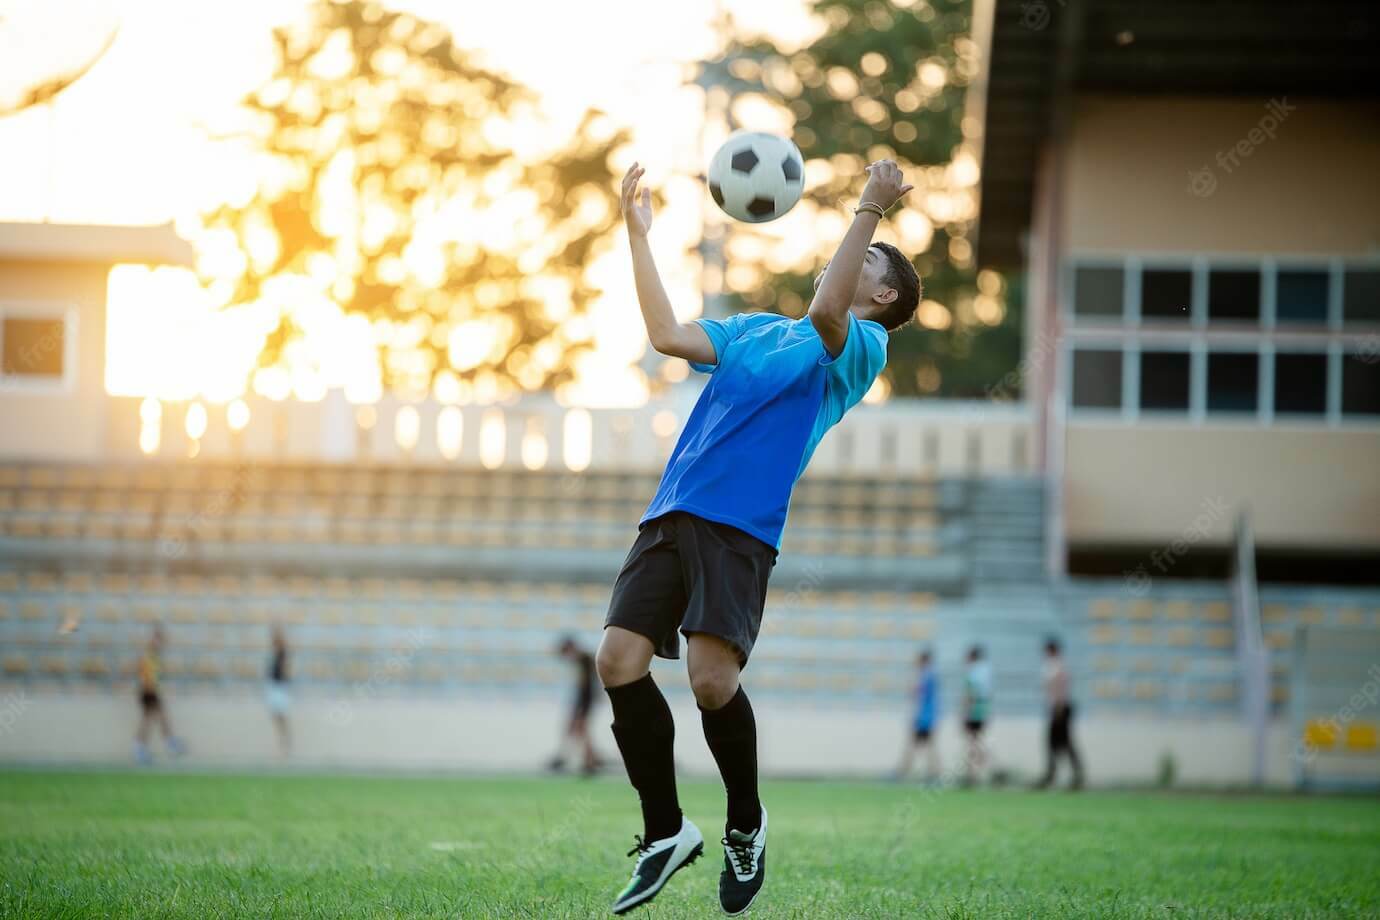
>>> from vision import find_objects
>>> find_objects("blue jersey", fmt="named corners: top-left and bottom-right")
top-left (914, 669), bottom-right (938, 730)
top-left (641, 311), bottom-right (888, 548)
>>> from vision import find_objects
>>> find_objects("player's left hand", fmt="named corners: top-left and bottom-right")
top-left (860, 159), bottom-right (914, 212)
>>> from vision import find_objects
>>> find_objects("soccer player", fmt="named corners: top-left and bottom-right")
top-left (895, 648), bottom-right (940, 782)
top-left (1035, 637), bottom-right (1084, 789)
top-left (266, 626), bottom-right (292, 757)
top-left (548, 635), bottom-right (604, 776)
top-left (133, 625), bottom-right (185, 764)
top-left (961, 644), bottom-right (991, 786)
top-left (598, 159), bottom-right (918, 915)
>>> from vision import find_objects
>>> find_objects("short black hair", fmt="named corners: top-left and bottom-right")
top-left (1045, 637), bottom-right (1061, 655)
top-left (870, 242), bottom-right (922, 331)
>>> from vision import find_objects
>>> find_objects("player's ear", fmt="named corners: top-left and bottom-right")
top-left (873, 287), bottom-right (899, 305)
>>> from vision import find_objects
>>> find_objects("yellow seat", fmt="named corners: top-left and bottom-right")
top-left (1094, 680), bottom-right (1123, 700)
top-left (1346, 722), bottom-right (1378, 752)
top-left (1132, 680), bottom-right (1163, 700)
top-left (1297, 606), bottom-right (1326, 625)
top-left (1089, 625), bottom-right (1119, 645)
top-left (906, 619), bottom-right (933, 640)
top-left (1200, 601), bottom-right (1231, 622)
top-left (1303, 719), bottom-right (1338, 749)
top-left (1337, 607), bottom-right (1365, 627)
top-left (1166, 626), bottom-right (1195, 647)
top-left (1127, 599), bottom-right (1154, 620)
top-left (1204, 628), bottom-right (1234, 648)
top-left (1089, 598), bottom-right (1119, 620)
top-left (1162, 600), bottom-right (1192, 621)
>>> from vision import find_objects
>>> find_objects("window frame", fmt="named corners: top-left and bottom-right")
top-left (1061, 253), bottom-right (1380, 429)
top-left (0, 301), bottom-right (78, 395)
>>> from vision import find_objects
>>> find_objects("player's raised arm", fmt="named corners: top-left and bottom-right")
top-left (808, 159), bottom-right (913, 356)
top-left (622, 163), bottom-right (718, 366)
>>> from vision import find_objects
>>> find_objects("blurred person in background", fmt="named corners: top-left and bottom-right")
top-left (962, 644), bottom-right (991, 786)
top-left (1035, 637), bottom-right (1084, 790)
top-left (266, 625), bottom-right (292, 757)
top-left (133, 624), bottom-right (185, 764)
top-left (894, 648), bottom-right (940, 782)
top-left (548, 636), bottom-right (603, 776)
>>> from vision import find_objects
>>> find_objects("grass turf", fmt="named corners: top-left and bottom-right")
top-left (1, 770), bottom-right (1377, 919)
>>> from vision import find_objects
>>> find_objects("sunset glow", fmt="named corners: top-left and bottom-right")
top-left (2, 0), bottom-right (980, 409)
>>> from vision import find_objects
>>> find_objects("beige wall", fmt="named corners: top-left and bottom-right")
top-left (0, 260), bottom-right (110, 460)
top-left (1063, 97), bottom-right (1380, 255)
top-left (1066, 424), bottom-right (1380, 548)
top-left (0, 688), bottom-right (1305, 787)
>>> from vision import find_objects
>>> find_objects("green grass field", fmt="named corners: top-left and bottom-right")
top-left (1, 770), bottom-right (1377, 919)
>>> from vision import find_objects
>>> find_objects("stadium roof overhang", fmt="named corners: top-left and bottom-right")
top-left (971, 0), bottom-right (1380, 271)
top-left (0, 222), bottom-right (193, 267)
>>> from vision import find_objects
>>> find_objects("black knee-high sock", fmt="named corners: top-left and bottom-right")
top-left (700, 685), bottom-right (761, 835)
top-left (606, 673), bottom-right (682, 841)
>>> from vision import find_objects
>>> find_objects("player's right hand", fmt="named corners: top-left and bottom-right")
top-left (621, 162), bottom-right (653, 238)
top-left (860, 159), bottom-right (914, 212)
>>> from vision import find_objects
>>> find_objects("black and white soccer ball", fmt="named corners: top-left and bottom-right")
top-left (707, 132), bottom-right (805, 223)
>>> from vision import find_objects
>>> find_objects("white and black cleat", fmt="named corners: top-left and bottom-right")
top-left (719, 806), bottom-right (767, 915)
top-left (611, 816), bottom-right (704, 915)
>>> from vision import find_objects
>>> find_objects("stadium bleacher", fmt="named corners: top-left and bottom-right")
top-left (4, 460), bottom-right (1379, 721)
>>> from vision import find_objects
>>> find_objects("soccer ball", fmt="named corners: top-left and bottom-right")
top-left (707, 132), bottom-right (805, 223)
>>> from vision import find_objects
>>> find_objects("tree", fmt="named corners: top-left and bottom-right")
top-left (697, 0), bottom-right (1018, 399)
top-left (198, 0), bottom-right (626, 401)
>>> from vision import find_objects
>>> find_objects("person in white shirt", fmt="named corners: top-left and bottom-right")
top-left (1036, 637), bottom-right (1084, 789)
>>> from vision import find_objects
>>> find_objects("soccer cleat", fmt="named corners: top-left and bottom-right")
top-left (719, 806), bottom-right (767, 915)
top-left (611, 816), bottom-right (704, 915)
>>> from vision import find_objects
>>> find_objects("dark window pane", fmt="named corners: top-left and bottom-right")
top-left (1140, 351), bottom-right (1190, 411)
top-left (1072, 349), bottom-right (1122, 409)
top-left (1276, 270), bottom-right (1329, 324)
top-left (1141, 269), bottom-right (1192, 321)
top-left (1, 318), bottom-right (65, 377)
top-left (1274, 353), bottom-right (1327, 415)
top-left (1343, 269), bottom-right (1380, 324)
top-left (1208, 269), bottom-right (1260, 322)
top-left (1207, 352), bottom-right (1258, 412)
top-left (1342, 353), bottom-right (1380, 416)
top-left (1073, 267), bottom-right (1123, 318)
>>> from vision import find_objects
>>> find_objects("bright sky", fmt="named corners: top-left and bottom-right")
top-left (0, 0), bottom-right (976, 409)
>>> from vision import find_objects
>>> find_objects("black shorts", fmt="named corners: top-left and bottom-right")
top-left (139, 691), bottom-right (161, 712)
top-left (913, 726), bottom-right (933, 742)
top-left (605, 511), bottom-right (776, 665)
top-left (570, 689), bottom-right (594, 724)
top-left (964, 719), bottom-right (986, 736)
top-left (1049, 702), bottom-right (1074, 748)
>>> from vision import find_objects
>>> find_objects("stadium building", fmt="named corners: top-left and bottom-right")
top-left (2, 0), bottom-right (1378, 789)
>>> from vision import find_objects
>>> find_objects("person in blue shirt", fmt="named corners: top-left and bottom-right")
top-left (895, 649), bottom-right (940, 783)
top-left (598, 158), bottom-right (920, 916)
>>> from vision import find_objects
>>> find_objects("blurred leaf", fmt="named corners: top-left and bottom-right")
top-left (198, 0), bottom-right (625, 398)
top-left (696, 0), bottom-right (1019, 399)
